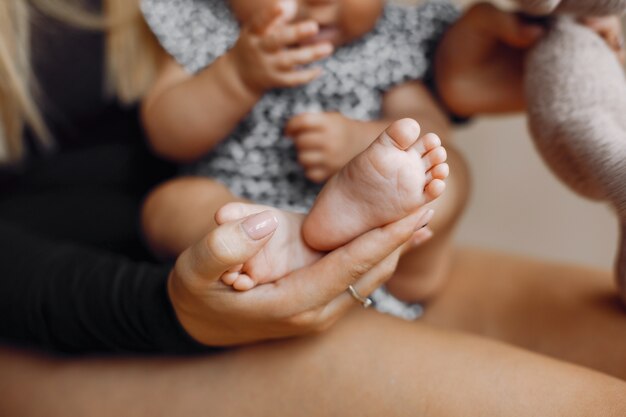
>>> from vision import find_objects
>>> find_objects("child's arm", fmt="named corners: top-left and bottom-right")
top-left (142, 3), bottom-right (333, 162)
top-left (285, 81), bottom-right (450, 183)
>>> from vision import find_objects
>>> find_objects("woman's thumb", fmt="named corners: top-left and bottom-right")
top-left (186, 211), bottom-right (278, 280)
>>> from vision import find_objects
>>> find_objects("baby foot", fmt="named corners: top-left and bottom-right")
top-left (302, 118), bottom-right (448, 251)
top-left (216, 202), bottom-right (322, 291)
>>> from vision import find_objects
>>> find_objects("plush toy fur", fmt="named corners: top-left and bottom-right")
top-left (515, 0), bottom-right (626, 302)
top-left (517, 0), bottom-right (626, 304)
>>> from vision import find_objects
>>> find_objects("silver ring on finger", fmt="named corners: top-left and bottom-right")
top-left (347, 285), bottom-right (373, 309)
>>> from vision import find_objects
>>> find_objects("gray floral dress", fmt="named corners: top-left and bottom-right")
top-left (142, 0), bottom-right (457, 213)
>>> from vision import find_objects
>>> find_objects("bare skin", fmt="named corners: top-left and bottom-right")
top-left (387, 146), bottom-right (470, 301)
top-left (1, 300), bottom-right (625, 417)
top-left (303, 118), bottom-right (448, 251)
top-left (141, 0), bottom-right (452, 281)
top-left (145, 119), bottom-right (448, 290)
top-left (423, 248), bottom-right (626, 380)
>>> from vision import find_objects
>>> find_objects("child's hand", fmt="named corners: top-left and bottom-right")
top-left (285, 112), bottom-right (374, 183)
top-left (229, 1), bottom-right (333, 95)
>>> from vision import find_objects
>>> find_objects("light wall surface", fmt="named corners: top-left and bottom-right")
top-left (396, 0), bottom-right (624, 270)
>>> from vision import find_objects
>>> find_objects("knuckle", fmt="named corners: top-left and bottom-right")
top-left (275, 52), bottom-right (291, 68)
top-left (349, 262), bottom-right (372, 280)
top-left (204, 232), bottom-right (236, 266)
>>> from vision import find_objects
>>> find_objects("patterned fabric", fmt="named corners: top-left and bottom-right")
top-left (142, 0), bottom-right (458, 212)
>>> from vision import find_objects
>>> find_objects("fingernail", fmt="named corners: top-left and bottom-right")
top-left (415, 209), bottom-right (435, 231)
top-left (242, 211), bottom-right (278, 240)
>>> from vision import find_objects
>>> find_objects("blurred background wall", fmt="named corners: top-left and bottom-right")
top-left (397, 0), bottom-right (624, 270)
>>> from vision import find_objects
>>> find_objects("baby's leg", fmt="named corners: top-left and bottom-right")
top-left (387, 146), bottom-right (470, 302)
top-left (303, 119), bottom-right (449, 251)
top-left (142, 177), bottom-right (243, 258)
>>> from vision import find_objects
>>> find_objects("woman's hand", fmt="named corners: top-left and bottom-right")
top-left (434, 3), bottom-right (545, 117)
top-left (229, 1), bottom-right (333, 95)
top-left (168, 207), bottom-right (433, 346)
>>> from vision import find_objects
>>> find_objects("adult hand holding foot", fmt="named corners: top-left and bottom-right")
top-left (168, 205), bottom-right (434, 346)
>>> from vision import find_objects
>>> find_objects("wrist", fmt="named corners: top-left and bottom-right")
top-left (218, 51), bottom-right (264, 104)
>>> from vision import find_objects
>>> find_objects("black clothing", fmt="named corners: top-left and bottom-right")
top-left (0, 219), bottom-right (205, 353)
top-left (0, 7), bottom-right (205, 353)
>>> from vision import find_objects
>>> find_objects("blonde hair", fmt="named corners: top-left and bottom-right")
top-left (0, 0), bottom-right (160, 163)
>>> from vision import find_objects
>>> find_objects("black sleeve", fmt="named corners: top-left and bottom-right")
top-left (0, 221), bottom-right (211, 354)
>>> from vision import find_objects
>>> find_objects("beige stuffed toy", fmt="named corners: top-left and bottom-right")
top-left (514, 0), bottom-right (626, 302)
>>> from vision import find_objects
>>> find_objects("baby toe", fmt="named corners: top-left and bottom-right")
top-left (383, 118), bottom-right (421, 150)
top-left (422, 146), bottom-right (448, 171)
top-left (424, 179), bottom-right (446, 202)
top-left (426, 163), bottom-right (450, 183)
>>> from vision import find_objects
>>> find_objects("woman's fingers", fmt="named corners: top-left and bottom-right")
top-left (185, 210), bottom-right (278, 280)
top-left (271, 207), bottom-right (435, 316)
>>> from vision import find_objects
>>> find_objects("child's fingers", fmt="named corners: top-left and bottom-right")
top-left (305, 168), bottom-right (330, 184)
top-left (285, 113), bottom-right (325, 136)
top-left (275, 43), bottom-right (333, 69)
top-left (276, 67), bottom-right (322, 87)
top-left (260, 20), bottom-right (319, 51)
top-left (293, 133), bottom-right (324, 154)
top-left (250, 0), bottom-right (296, 35)
top-left (297, 150), bottom-right (325, 168)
